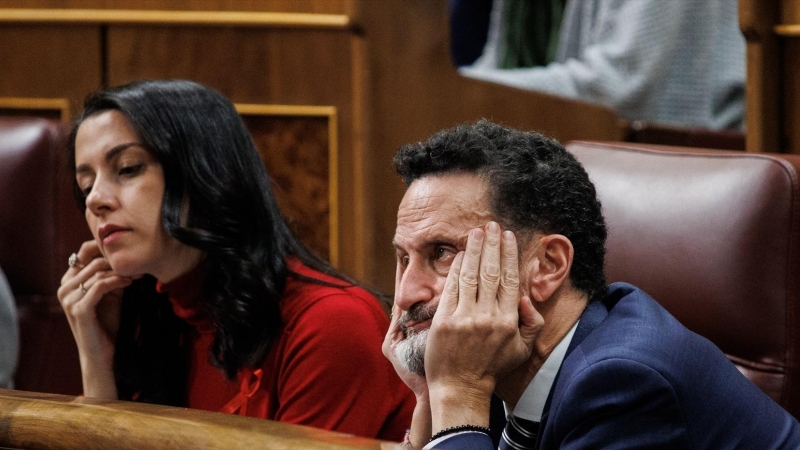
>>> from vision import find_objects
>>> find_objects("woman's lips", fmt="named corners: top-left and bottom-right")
top-left (98, 224), bottom-right (129, 247)
top-left (102, 229), bottom-right (127, 246)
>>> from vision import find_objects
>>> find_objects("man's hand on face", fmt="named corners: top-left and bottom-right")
top-left (424, 222), bottom-right (544, 429)
top-left (383, 303), bottom-right (430, 400)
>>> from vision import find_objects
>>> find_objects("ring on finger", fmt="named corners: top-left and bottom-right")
top-left (80, 282), bottom-right (87, 295)
top-left (68, 253), bottom-right (80, 268)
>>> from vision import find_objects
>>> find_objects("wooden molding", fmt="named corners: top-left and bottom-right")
top-left (0, 97), bottom-right (70, 121)
top-left (775, 25), bottom-right (800, 36)
top-left (0, 8), bottom-right (351, 30)
top-left (234, 104), bottom-right (339, 267)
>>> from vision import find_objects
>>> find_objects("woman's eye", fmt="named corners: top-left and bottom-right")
top-left (119, 164), bottom-right (143, 176)
top-left (80, 185), bottom-right (92, 197)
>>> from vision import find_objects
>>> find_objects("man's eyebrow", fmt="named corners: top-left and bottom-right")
top-left (392, 235), bottom-right (465, 252)
top-left (75, 142), bottom-right (146, 175)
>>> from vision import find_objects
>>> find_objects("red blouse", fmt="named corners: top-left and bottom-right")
top-left (156, 259), bottom-right (414, 441)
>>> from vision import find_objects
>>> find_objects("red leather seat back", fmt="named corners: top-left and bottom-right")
top-left (568, 141), bottom-right (800, 418)
top-left (0, 117), bottom-right (90, 394)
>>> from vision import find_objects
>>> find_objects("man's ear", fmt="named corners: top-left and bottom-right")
top-left (523, 234), bottom-right (574, 303)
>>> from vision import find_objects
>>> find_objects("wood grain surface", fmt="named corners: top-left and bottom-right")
top-left (0, 389), bottom-right (400, 450)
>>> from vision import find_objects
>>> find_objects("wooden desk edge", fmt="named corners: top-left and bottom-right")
top-left (0, 389), bottom-right (396, 450)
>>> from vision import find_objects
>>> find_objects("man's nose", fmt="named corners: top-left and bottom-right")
top-left (394, 264), bottom-right (436, 312)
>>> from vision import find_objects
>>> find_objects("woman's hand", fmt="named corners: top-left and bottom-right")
top-left (58, 240), bottom-right (132, 399)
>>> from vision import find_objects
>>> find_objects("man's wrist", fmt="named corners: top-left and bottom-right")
top-left (428, 383), bottom-right (492, 432)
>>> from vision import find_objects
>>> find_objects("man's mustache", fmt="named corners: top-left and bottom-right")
top-left (397, 303), bottom-right (437, 335)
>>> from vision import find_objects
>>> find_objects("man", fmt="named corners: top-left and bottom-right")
top-left (383, 120), bottom-right (800, 449)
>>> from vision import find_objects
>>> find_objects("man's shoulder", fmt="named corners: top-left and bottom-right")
top-left (576, 282), bottom-right (743, 389)
top-left (583, 282), bottom-right (711, 361)
top-left (544, 282), bottom-right (800, 449)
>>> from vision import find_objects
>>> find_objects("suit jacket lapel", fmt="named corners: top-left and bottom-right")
top-left (537, 299), bottom-right (609, 448)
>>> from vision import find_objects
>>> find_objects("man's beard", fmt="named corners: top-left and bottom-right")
top-left (394, 303), bottom-right (436, 376)
top-left (395, 328), bottom-right (428, 376)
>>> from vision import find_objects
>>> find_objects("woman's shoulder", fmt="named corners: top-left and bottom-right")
top-left (281, 259), bottom-right (388, 329)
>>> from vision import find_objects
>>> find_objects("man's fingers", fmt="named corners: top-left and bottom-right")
top-left (477, 222), bottom-right (502, 310)
top-left (439, 251), bottom-right (464, 317)
top-left (384, 303), bottom-right (404, 352)
top-left (498, 230), bottom-right (521, 314)
top-left (455, 228), bottom-right (483, 314)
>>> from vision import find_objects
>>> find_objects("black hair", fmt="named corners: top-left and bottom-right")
top-left (393, 120), bottom-right (607, 299)
top-left (67, 79), bottom-right (359, 405)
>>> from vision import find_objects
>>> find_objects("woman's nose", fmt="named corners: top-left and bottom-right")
top-left (84, 178), bottom-right (117, 215)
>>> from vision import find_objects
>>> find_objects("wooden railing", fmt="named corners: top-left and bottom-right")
top-left (0, 389), bottom-right (399, 450)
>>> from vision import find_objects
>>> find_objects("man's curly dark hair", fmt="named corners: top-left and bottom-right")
top-left (393, 120), bottom-right (607, 299)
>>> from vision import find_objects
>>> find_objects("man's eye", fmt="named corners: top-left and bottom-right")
top-left (435, 247), bottom-right (451, 260)
top-left (399, 255), bottom-right (409, 267)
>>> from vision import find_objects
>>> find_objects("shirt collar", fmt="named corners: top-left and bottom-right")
top-left (506, 319), bottom-right (580, 422)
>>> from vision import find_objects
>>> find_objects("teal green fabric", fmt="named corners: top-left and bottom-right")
top-left (499, 0), bottom-right (567, 69)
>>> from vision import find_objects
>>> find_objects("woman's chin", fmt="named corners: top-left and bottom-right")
top-left (107, 258), bottom-right (148, 279)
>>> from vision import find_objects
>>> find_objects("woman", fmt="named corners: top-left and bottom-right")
top-left (57, 79), bottom-right (414, 440)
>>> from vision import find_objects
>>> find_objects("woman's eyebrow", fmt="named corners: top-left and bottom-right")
top-left (75, 142), bottom-right (146, 175)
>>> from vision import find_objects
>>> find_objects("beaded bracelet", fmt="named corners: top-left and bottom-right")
top-left (429, 424), bottom-right (491, 443)
top-left (401, 429), bottom-right (413, 447)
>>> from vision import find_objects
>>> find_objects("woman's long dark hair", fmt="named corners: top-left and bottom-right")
top-left (67, 79), bottom-right (358, 405)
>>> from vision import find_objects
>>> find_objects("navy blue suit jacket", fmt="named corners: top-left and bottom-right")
top-left (434, 283), bottom-right (800, 449)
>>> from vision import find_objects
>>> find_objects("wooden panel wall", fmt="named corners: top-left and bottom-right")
top-left (241, 110), bottom-right (335, 262)
top-left (0, 0), bottom-right (628, 296)
top-left (0, 25), bottom-right (101, 114)
top-left (105, 23), bottom-right (355, 268)
top-left (780, 1), bottom-right (800, 154)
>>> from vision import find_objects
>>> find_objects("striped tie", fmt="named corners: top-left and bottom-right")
top-left (499, 415), bottom-right (540, 450)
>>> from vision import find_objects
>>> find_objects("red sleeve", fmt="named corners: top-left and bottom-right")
top-left (274, 289), bottom-right (410, 438)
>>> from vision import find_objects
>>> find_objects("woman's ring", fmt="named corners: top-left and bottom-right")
top-left (68, 253), bottom-right (80, 268)
top-left (80, 282), bottom-right (87, 295)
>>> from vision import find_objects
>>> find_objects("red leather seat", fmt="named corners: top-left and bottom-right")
top-left (568, 141), bottom-right (800, 419)
top-left (0, 117), bottom-right (89, 394)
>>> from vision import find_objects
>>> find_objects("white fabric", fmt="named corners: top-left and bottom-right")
top-left (460, 0), bottom-right (745, 130)
top-left (0, 267), bottom-right (18, 389)
top-left (506, 320), bottom-right (579, 422)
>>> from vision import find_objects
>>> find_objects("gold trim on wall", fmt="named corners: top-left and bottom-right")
top-left (776, 25), bottom-right (800, 36)
top-left (0, 9), bottom-right (351, 29)
top-left (234, 104), bottom-right (339, 267)
top-left (0, 97), bottom-right (70, 122)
